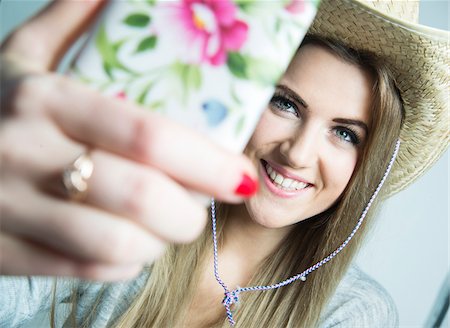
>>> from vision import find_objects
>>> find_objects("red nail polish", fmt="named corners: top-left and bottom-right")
top-left (235, 174), bottom-right (258, 197)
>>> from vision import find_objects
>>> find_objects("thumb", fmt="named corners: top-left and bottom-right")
top-left (1, 0), bottom-right (106, 71)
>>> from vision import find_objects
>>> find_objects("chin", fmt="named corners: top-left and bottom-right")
top-left (245, 202), bottom-right (303, 229)
top-left (255, 218), bottom-right (286, 229)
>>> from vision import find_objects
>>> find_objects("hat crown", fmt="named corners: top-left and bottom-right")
top-left (362, 0), bottom-right (419, 23)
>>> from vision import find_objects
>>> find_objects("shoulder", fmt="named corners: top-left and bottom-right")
top-left (319, 265), bottom-right (399, 328)
top-left (0, 275), bottom-right (73, 327)
top-left (72, 269), bottom-right (150, 326)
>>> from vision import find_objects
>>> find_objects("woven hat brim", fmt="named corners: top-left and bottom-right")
top-left (309, 0), bottom-right (450, 197)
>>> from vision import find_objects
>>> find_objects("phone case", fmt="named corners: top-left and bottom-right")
top-left (69, 0), bottom-right (320, 153)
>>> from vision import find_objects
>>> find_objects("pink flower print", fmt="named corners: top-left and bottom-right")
top-left (115, 91), bottom-right (127, 100)
top-left (175, 0), bottom-right (248, 66)
top-left (285, 0), bottom-right (305, 14)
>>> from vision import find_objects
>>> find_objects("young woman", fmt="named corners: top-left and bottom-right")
top-left (0, 0), bottom-right (448, 327)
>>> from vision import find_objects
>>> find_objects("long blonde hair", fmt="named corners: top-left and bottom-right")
top-left (72, 35), bottom-right (404, 328)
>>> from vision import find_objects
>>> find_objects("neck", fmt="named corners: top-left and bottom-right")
top-left (216, 203), bottom-right (292, 288)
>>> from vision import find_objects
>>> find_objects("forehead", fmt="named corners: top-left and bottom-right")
top-left (282, 44), bottom-right (373, 124)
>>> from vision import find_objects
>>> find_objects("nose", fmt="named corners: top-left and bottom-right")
top-left (279, 124), bottom-right (320, 169)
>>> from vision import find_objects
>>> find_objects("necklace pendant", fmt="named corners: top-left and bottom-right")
top-left (222, 290), bottom-right (240, 307)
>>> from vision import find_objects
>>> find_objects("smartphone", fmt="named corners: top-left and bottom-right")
top-left (68, 0), bottom-right (320, 153)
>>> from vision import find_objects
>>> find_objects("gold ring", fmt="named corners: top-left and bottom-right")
top-left (62, 152), bottom-right (94, 201)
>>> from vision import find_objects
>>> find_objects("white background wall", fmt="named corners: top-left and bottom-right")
top-left (1, 1), bottom-right (448, 327)
top-left (353, 1), bottom-right (449, 327)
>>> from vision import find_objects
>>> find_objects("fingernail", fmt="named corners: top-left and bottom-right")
top-left (235, 174), bottom-right (258, 197)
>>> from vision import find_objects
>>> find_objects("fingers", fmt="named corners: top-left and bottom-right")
top-left (1, 114), bottom-right (208, 244)
top-left (1, 0), bottom-right (106, 71)
top-left (44, 76), bottom-right (258, 203)
top-left (86, 150), bottom-right (208, 243)
top-left (0, 0), bottom-right (260, 281)
top-left (0, 234), bottom-right (143, 281)
top-left (1, 108), bottom-right (210, 280)
top-left (1, 182), bottom-right (166, 266)
top-left (1, 118), bottom-right (209, 244)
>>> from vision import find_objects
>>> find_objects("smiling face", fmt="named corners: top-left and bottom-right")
top-left (243, 44), bottom-right (373, 228)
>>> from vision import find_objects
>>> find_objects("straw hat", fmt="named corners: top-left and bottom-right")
top-left (308, 0), bottom-right (449, 197)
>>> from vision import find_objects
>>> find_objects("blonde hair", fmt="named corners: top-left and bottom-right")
top-left (62, 35), bottom-right (404, 327)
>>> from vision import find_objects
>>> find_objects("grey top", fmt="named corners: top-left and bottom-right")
top-left (0, 265), bottom-right (398, 327)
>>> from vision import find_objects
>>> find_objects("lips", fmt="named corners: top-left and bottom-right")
top-left (260, 160), bottom-right (312, 198)
top-left (265, 164), bottom-right (309, 190)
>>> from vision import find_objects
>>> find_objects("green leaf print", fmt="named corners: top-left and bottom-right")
top-left (112, 39), bottom-right (126, 53)
top-left (103, 62), bottom-right (113, 79)
top-left (137, 81), bottom-right (155, 105)
top-left (227, 52), bottom-right (248, 79)
top-left (123, 13), bottom-right (151, 27)
top-left (173, 63), bottom-right (202, 90)
top-left (185, 65), bottom-right (202, 91)
top-left (96, 25), bottom-right (133, 77)
top-left (246, 58), bottom-right (281, 86)
top-left (234, 0), bottom-right (257, 13)
top-left (230, 84), bottom-right (242, 106)
top-left (235, 115), bottom-right (246, 136)
top-left (228, 53), bottom-right (279, 85)
top-left (171, 62), bottom-right (202, 104)
top-left (136, 35), bottom-right (158, 53)
top-left (275, 17), bottom-right (282, 33)
top-left (147, 100), bottom-right (164, 111)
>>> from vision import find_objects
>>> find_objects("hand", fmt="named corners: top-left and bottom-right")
top-left (0, 0), bottom-right (258, 281)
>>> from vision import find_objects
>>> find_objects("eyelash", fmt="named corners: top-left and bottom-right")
top-left (269, 93), bottom-right (361, 146)
top-left (269, 92), bottom-right (299, 117)
top-left (334, 127), bottom-right (361, 145)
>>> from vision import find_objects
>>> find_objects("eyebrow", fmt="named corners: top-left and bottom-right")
top-left (276, 84), bottom-right (369, 135)
top-left (333, 118), bottom-right (369, 135)
top-left (276, 84), bottom-right (309, 109)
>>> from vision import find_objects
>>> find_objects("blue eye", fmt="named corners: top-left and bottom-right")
top-left (335, 127), bottom-right (360, 145)
top-left (270, 95), bottom-right (299, 117)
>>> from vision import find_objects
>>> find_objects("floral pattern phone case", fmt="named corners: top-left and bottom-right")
top-left (69, 0), bottom-right (320, 152)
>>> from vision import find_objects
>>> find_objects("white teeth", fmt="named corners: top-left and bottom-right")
top-left (274, 174), bottom-right (283, 184)
top-left (264, 162), bottom-right (309, 191)
top-left (269, 170), bottom-right (277, 180)
top-left (281, 178), bottom-right (293, 188)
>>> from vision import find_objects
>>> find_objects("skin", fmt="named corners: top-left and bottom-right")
top-left (223, 44), bottom-right (373, 285)
top-left (0, 0), bottom-right (257, 281)
top-left (186, 45), bottom-right (374, 327)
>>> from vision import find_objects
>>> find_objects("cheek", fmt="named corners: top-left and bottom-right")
top-left (244, 111), bottom-right (272, 155)
top-left (322, 149), bottom-right (358, 195)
